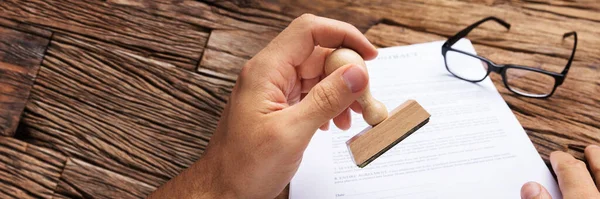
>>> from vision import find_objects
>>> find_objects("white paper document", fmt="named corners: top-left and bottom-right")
top-left (290, 40), bottom-right (561, 199)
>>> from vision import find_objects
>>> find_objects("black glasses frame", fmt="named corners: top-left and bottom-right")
top-left (441, 16), bottom-right (578, 98)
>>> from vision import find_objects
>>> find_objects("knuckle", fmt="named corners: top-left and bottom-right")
top-left (292, 13), bottom-right (317, 30)
top-left (236, 60), bottom-right (261, 89)
top-left (573, 160), bottom-right (588, 169)
top-left (296, 13), bottom-right (316, 22)
top-left (311, 83), bottom-right (341, 114)
top-left (240, 61), bottom-right (253, 77)
top-left (556, 158), bottom-right (587, 173)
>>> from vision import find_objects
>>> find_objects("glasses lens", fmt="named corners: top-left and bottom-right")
top-left (445, 50), bottom-right (489, 81)
top-left (505, 67), bottom-right (556, 97)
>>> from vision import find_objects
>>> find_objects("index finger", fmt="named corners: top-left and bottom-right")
top-left (264, 14), bottom-right (378, 67)
top-left (550, 151), bottom-right (600, 198)
top-left (584, 145), bottom-right (600, 191)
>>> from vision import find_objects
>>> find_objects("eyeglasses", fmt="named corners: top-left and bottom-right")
top-left (441, 16), bottom-right (578, 98)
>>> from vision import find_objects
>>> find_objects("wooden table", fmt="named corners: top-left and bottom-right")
top-left (0, 0), bottom-right (598, 198)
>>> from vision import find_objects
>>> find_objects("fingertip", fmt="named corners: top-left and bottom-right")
top-left (521, 181), bottom-right (552, 199)
top-left (549, 151), bottom-right (568, 169)
top-left (521, 181), bottom-right (541, 199)
top-left (362, 47), bottom-right (378, 61)
top-left (335, 123), bottom-right (350, 131)
top-left (350, 101), bottom-right (363, 113)
top-left (353, 42), bottom-right (378, 61)
top-left (585, 145), bottom-right (600, 154)
top-left (333, 108), bottom-right (351, 131)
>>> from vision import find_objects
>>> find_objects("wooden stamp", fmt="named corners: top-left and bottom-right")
top-left (347, 100), bottom-right (430, 168)
top-left (325, 48), bottom-right (431, 168)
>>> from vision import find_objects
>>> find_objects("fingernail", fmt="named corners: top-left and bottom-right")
top-left (342, 64), bottom-right (368, 93)
top-left (521, 182), bottom-right (541, 199)
top-left (590, 145), bottom-right (600, 149)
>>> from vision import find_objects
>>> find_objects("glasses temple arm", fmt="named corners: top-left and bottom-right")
top-left (561, 31), bottom-right (577, 75)
top-left (444, 16), bottom-right (511, 47)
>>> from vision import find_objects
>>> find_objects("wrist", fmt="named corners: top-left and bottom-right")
top-left (147, 149), bottom-right (237, 199)
top-left (189, 151), bottom-right (237, 199)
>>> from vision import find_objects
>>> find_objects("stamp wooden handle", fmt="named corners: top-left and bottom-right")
top-left (324, 48), bottom-right (388, 126)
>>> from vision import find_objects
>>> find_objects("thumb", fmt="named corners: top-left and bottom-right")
top-left (521, 181), bottom-right (553, 199)
top-left (285, 63), bottom-right (368, 135)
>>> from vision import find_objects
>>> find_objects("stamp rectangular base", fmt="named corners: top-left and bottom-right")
top-left (346, 100), bottom-right (431, 168)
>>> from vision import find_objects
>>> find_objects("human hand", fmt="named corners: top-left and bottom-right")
top-left (203, 14), bottom-right (378, 198)
top-left (147, 14), bottom-right (378, 199)
top-left (521, 145), bottom-right (600, 199)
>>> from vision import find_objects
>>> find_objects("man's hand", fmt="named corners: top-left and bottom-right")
top-left (147, 14), bottom-right (377, 199)
top-left (521, 145), bottom-right (600, 199)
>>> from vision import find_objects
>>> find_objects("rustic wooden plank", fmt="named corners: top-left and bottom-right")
top-left (0, 17), bottom-right (52, 38)
top-left (522, 0), bottom-right (600, 11)
top-left (247, 0), bottom-right (380, 33)
top-left (0, 62), bottom-right (34, 137)
top-left (0, 26), bottom-right (49, 68)
top-left (521, 3), bottom-right (600, 22)
top-left (206, 30), bottom-right (274, 60)
top-left (52, 180), bottom-right (83, 199)
top-left (51, 193), bottom-right (73, 199)
top-left (393, 1), bottom-right (598, 61)
top-left (198, 30), bottom-right (274, 80)
top-left (365, 23), bottom-right (600, 160)
top-left (106, 0), bottom-right (291, 34)
top-left (0, 137), bottom-right (66, 199)
top-left (105, 0), bottom-right (287, 79)
top-left (251, 0), bottom-right (600, 63)
top-left (0, 0), bottom-right (209, 71)
top-left (0, 25), bottom-right (49, 136)
top-left (196, 49), bottom-right (247, 81)
top-left (17, 32), bottom-right (234, 188)
top-left (54, 158), bottom-right (154, 199)
top-left (460, 0), bottom-right (600, 23)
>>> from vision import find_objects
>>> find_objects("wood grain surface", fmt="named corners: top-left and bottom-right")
top-left (0, 137), bottom-right (66, 198)
top-left (105, 0), bottom-right (287, 80)
top-left (0, 23), bottom-right (50, 136)
top-left (20, 32), bottom-right (232, 187)
top-left (0, 0), bottom-right (598, 198)
top-left (0, 0), bottom-right (210, 71)
top-left (54, 158), bottom-right (154, 199)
